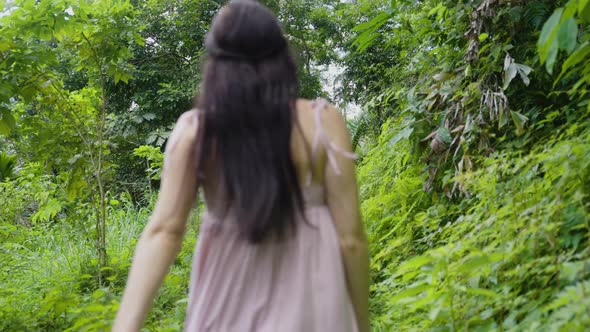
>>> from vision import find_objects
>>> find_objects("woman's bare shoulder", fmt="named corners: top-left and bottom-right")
top-left (166, 109), bottom-right (199, 153)
top-left (295, 98), bottom-right (347, 133)
top-left (294, 98), bottom-right (312, 113)
top-left (178, 109), bottom-right (200, 125)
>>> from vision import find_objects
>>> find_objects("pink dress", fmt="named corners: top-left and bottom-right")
top-left (184, 99), bottom-right (358, 332)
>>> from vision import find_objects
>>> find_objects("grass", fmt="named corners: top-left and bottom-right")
top-left (0, 200), bottom-right (200, 331)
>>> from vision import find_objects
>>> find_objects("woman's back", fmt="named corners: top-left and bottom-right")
top-left (113, 2), bottom-right (369, 332)
top-left (200, 99), bottom-right (345, 203)
top-left (185, 98), bottom-right (359, 332)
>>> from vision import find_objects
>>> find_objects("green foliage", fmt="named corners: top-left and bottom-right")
top-left (347, 0), bottom-right (590, 330)
top-left (265, 0), bottom-right (340, 99)
top-left (537, 0), bottom-right (586, 74)
top-left (133, 145), bottom-right (164, 180)
top-left (540, 0), bottom-right (590, 112)
top-left (2, 0), bottom-right (590, 331)
top-left (0, 107), bottom-right (16, 135)
top-left (0, 197), bottom-right (200, 331)
top-left (361, 118), bottom-right (590, 331)
top-left (0, 162), bottom-right (68, 225)
top-left (0, 151), bottom-right (16, 182)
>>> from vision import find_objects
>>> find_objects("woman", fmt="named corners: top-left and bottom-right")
top-left (113, 1), bottom-right (369, 331)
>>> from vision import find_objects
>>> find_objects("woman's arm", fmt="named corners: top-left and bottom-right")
top-left (112, 111), bottom-right (199, 332)
top-left (323, 105), bottom-right (370, 332)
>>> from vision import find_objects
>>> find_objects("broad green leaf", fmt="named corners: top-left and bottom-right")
top-left (560, 42), bottom-right (590, 78)
top-left (546, 37), bottom-right (559, 74)
top-left (562, 0), bottom-right (579, 21)
top-left (558, 17), bottom-right (578, 54)
top-left (0, 120), bottom-right (11, 136)
top-left (580, 0), bottom-right (590, 22)
top-left (458, 254), bottom-right (491, 273)
top-left (0, 39), bottom-right (11, 52)
top-left (538, 8), bottom-right (563, 65)
top-left (353, 12), bottom-right (391, 51)
top-left (354, 30), bottom-right (380, 52)
top-left (539, 9), bottom-right (563, 47)
top-left (20, 85), bottom-right (37, 103)
top-left (397, 255), bottom-right (433, 274)
top-left (478, 33), bottom-right (489, 42)
top-left (114, 71), bottom-right (122, 84)
top-left (511, 111), bottom-right (529, 135)
top-left (1, 109), bottom-right (15, 128)
top-left (352, 12), bottom-right (390, 32)
top-left (31, 198), bottom-right (63, 223)
top-left (428, 3), bottom-right (443, 16)
top-left (390, 283), bottom-right (433, 302)
top-left (0, 108), bottom-right (15, 135)
top-left (389, 126), bottom-right (413, 147)
top-left (133, 32), bottom-right (145, 46)
top-left (429, 301), bottom-right (442, 321)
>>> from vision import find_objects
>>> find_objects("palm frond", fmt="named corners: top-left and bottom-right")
top-left (524, 1), bottom-right (550, 29)
top-left (0, 152), bottom-right (17, 182)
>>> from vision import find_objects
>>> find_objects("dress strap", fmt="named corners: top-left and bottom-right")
top-left (306, 98), bottom-right (357, 186)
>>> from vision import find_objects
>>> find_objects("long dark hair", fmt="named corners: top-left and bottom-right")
top-left (196, 0), bottom-right (305, 243)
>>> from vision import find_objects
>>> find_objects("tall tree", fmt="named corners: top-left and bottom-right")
top-left (1, 0), bottom-right (142, 284)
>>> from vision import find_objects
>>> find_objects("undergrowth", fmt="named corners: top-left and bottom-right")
top-left (0, 201), bottom-right (199, 331)
top-left (361, 118), bottom-right (590, 331)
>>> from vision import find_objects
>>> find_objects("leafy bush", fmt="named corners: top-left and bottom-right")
top-left (1, 0), bottom-right (590, 331)
top-left (0, 198), bottom-right (199, 331)
top-left (362, 118), bottom-right (590, 331)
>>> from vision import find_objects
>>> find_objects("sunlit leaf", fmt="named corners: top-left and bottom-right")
top-left (538, 8), bottom-right (563, 68)
top-left (559, 42), bottom-right (590, 83)
top-left (396, 255), bottom-right (433, 274)
top-left (558, 17), bottom-right (578, 54)
top-left (457, 254), bottom-right (491, 274)
top-left (390, 283), bottom-right (433, 302)
top-left (546, 38), bottom-right (559, 74)
top-left (465, 288), bottom-right (498, 298)
top-left (352, 12), bottom-right (391, 51)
